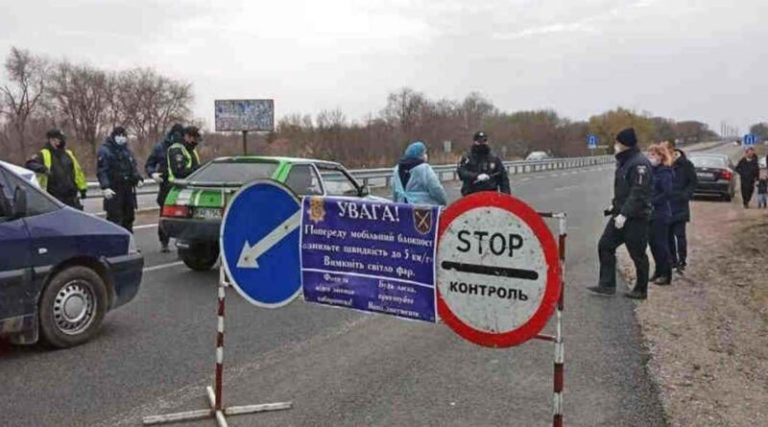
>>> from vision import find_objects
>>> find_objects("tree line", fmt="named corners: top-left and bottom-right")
top-left (1, 46), bottom-right (726, 176)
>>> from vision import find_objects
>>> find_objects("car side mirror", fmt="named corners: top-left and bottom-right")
top-left (12, 186), bottom-right (27, 219)
top-left (359, 185), bottom-right (370, 197)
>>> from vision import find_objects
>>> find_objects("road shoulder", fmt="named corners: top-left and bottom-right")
top-left (619, 199), bottom-right (768, 426)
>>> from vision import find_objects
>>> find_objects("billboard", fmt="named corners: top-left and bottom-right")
top-left (214, 99), bottom-right (275, 132)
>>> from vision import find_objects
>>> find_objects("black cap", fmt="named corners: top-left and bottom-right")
top-left (111, 126), bottom-right (127, 137)
top-left (184, 126), bottom-right (201, 137)
top-left (46, 128), bottom-right (65, 141)
top-left (473, 131), bottom-right (488, 143)
top-left (616, 128), bottom-right (637, 147)
top-left (169, 123), bottom-right (184, 135)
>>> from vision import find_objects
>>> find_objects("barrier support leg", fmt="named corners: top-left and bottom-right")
top-left (553, 214), bottom-right (566, 427)
top-left (142, 268), bottom-right (292, 426)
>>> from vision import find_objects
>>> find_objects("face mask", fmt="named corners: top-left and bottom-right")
top-left (423, 153), bottom-right (429, 162)
top-left (614, 144), bottom-right (622, 154)
top-left (115, 135), bottom-right (128, 145)
top-left (649, 157), bottom-right (660, 167)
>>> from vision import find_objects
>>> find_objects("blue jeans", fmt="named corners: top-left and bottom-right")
top-left (758, 193), bottom-right (767, 208)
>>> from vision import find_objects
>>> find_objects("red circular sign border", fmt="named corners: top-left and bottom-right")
top-left (436, 192), bottom-right (562, 348)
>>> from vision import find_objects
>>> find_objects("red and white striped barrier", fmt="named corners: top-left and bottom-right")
top-left (143, 268), bottom-right (292, 427)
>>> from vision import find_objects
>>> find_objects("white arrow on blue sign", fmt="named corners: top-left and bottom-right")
top-left (220, 180), bottom-right (302, 308)
top-left (743, 134), bottom-right (757, 146)
top-left (587, 134), bottom-right (598, 148)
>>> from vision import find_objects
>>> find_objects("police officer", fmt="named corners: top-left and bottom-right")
top-left (97, 126), bottom-right (143, 232)
top-left (588, 128), bottom-right (653, 300)
top-left (25, 129), bottom-right (87, 209)
top-left (167, 126), bottom-right (201, 182)
top-left (457, 131), bottom-right (511, 196)
top-left (145, 123), bottom-right (184, 252)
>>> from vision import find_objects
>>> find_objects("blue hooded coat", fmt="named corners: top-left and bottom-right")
top-left (651, 164), bottom-right (674, 223)
top-left (392, 142), bottom-right (447, 206)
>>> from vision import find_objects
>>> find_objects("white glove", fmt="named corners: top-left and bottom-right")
top-left (103, 189), bottom-right (116, 200)
top-left (136, 180), bottom-right (144, 188)
top-left (476, 173), bottom-right (491, 182)
top-left (151, 172), bottom-right (163, 184)
top-left (614, 214), bottom-right (627, 230)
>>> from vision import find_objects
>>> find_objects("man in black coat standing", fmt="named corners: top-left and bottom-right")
top-left (457, 131), bottom-right (511, 196)
top-left (735, 147), bottom-right (760, 208)
top-left (589, 128), bottom-right (653, 300)
top-left (663, 140), bottom-right (698, 273)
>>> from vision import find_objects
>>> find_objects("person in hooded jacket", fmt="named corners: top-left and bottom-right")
top-left (25, 129), bottom-right (87, 209)
top-left (662, 140), bottom-right (698, 273)
top-left (646, 144), bottom-right (675, 285)
top-left (97, 126), bottom-right (143, 232)
top-left (457, 131), bottom-right (510, 196)
top-left (392, 141), bottom-right (447, 206)
top-left (735, 147), bottom-right (760, 208)
top-left (145, 123), bottom-right (184, 251)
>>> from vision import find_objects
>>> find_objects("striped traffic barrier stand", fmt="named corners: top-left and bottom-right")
top-left (142, 267), bottom-right (292, 427)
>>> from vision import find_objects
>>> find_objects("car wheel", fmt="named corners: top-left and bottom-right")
top-left (180, 243), bottom-right (219, 271)
top-left (39, 266), bottom-right (108, 348)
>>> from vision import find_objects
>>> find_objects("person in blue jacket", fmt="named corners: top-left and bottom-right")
top-left (145, 123), bottom-right (184, 251)
top-left (647, 143), bottom-right (675, 285)
top-left (392, 141), bottom-right (448, 206)
top-left (97, 126), bottom-right (143, 232)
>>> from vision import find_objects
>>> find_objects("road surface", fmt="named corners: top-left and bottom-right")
top-left (4, 146), bottom-right (731, 426)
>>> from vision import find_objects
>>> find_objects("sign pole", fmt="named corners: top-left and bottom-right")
top-left (242, 130), bottom-right (248, 155)
top-left (553, 213), bottom-right (566, 427)
top-left (142, 266), bottom-right (293, 427)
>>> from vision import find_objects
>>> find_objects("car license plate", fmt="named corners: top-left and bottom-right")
top-left (194, 207), bottom-right (222, 220)
top-left (697, 172), bottom-right (714, 180)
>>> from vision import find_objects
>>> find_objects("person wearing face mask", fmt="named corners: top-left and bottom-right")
top-left (146, 123), bottom-right (184, 252)
top-left (646, 144), bottom-right (675, 285)
top-left (166, 126), bottom-right (202, 182)
top-left (25, 129), bottom-right (87, 209)
top-left (457, 131), bottom-right (510, 196)
top-left (97, 126), bottom-right (144, 232)
top-left (589, 128), bottom-right (653, 300)
top-left (735, 147), bottom-right (760, 208)
top-left (392, 141), bottom-right (448, 206)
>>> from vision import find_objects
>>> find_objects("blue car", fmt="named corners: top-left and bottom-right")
top-left (0, 162), bottom-right (143, 348)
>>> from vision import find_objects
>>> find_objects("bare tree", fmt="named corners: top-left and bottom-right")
top-left (0, 47), bottom-right (48, 160)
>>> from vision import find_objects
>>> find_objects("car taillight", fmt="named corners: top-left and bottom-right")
top-left (161, 205), bottom-right (190, 217)
top-left (720, 170), bottom-right (733, 181)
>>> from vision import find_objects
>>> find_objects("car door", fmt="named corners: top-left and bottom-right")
top-left (0, 167), bottom-right (34, 325)
top-left (315, 164), bottom-right (364, 197)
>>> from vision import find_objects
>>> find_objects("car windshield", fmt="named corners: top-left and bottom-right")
top-left (189, 160), bottom-right (278, 184)
top-left (690, 156), bottom-right (727, 168)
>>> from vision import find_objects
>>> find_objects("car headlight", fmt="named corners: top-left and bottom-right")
top-left (128, 234), bottom-right (139, 254)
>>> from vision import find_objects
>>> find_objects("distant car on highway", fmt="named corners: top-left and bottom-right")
top-left (0, 161), bottom-right (143, 348)
top-left (160, 157), bottom-right (380, 271)
top-left (525, 151), bottom-right (550, 161)
top-left (688, 153), bottom-right (736, 201)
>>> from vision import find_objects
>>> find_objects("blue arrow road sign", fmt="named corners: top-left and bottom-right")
top-left (587, 134), bottom-right (598, 148)
top-left (220, 180), bottom-right (301, 308)
top-left (743, 134), bottom-right (757, 146)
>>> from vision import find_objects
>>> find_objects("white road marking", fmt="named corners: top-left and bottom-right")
top-left (554, 185), bottom-right (579, 192)
top-left (143, 261), bottom-right (184, 273)
top-left (134, 223), bottom-right (159, 230)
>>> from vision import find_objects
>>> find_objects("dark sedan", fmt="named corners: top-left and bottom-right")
top-left (688, 153), bottom-right (736, 201)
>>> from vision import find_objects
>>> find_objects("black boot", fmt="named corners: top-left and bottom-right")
top-left (624, 288), bottom-right (647, 300)
top-left (654, 276), bottom-right (671, 286)
top-left (587, 285), bottom-right (616, 296)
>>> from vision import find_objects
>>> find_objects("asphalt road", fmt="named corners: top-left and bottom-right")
top-left (1, 156), bottom-right (686, 427)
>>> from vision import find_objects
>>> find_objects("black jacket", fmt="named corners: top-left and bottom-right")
top-left (97, 137), bottom-right (142, 190)
top-left (25, 142), bottom-right (77, 199)
top-left (735, 157), bottom-right (759, 184)
top-left (669, 149), bottom-right (698, 223)
top-left (167, 142), bottom-right (200, 180)
top-left (610, 147), bottom-right (653, 220)
top-left (397, 157), bottom-right (425, 188)
top-left (457, 145), bottom-right (511, 196)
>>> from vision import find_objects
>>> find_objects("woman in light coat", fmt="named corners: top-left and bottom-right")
top-left (392, 141), bottom-right (448, 206)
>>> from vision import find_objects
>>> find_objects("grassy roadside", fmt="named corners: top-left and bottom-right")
top-left (618, 190), bottom-right (768, 426)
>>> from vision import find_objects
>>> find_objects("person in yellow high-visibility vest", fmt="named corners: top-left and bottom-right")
top-left (166, 126), bottom-right (201, 182)
top-left (25, 129), bottom-right (87, 209)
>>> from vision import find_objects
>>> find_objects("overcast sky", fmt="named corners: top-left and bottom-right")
top-left (2, 0), bottom-right (767, 133)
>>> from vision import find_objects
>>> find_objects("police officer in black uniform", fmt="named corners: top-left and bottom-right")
top-left (167, 126), bottom-right (201, 182)
top-left (97, 126), bottom-right (143, 232)
top-left (457, 131), bottom-right (511, 196)
top-left (145, 123), bottom-right (184, 252)
top-left (588, 128), bottom-right (653, 300)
